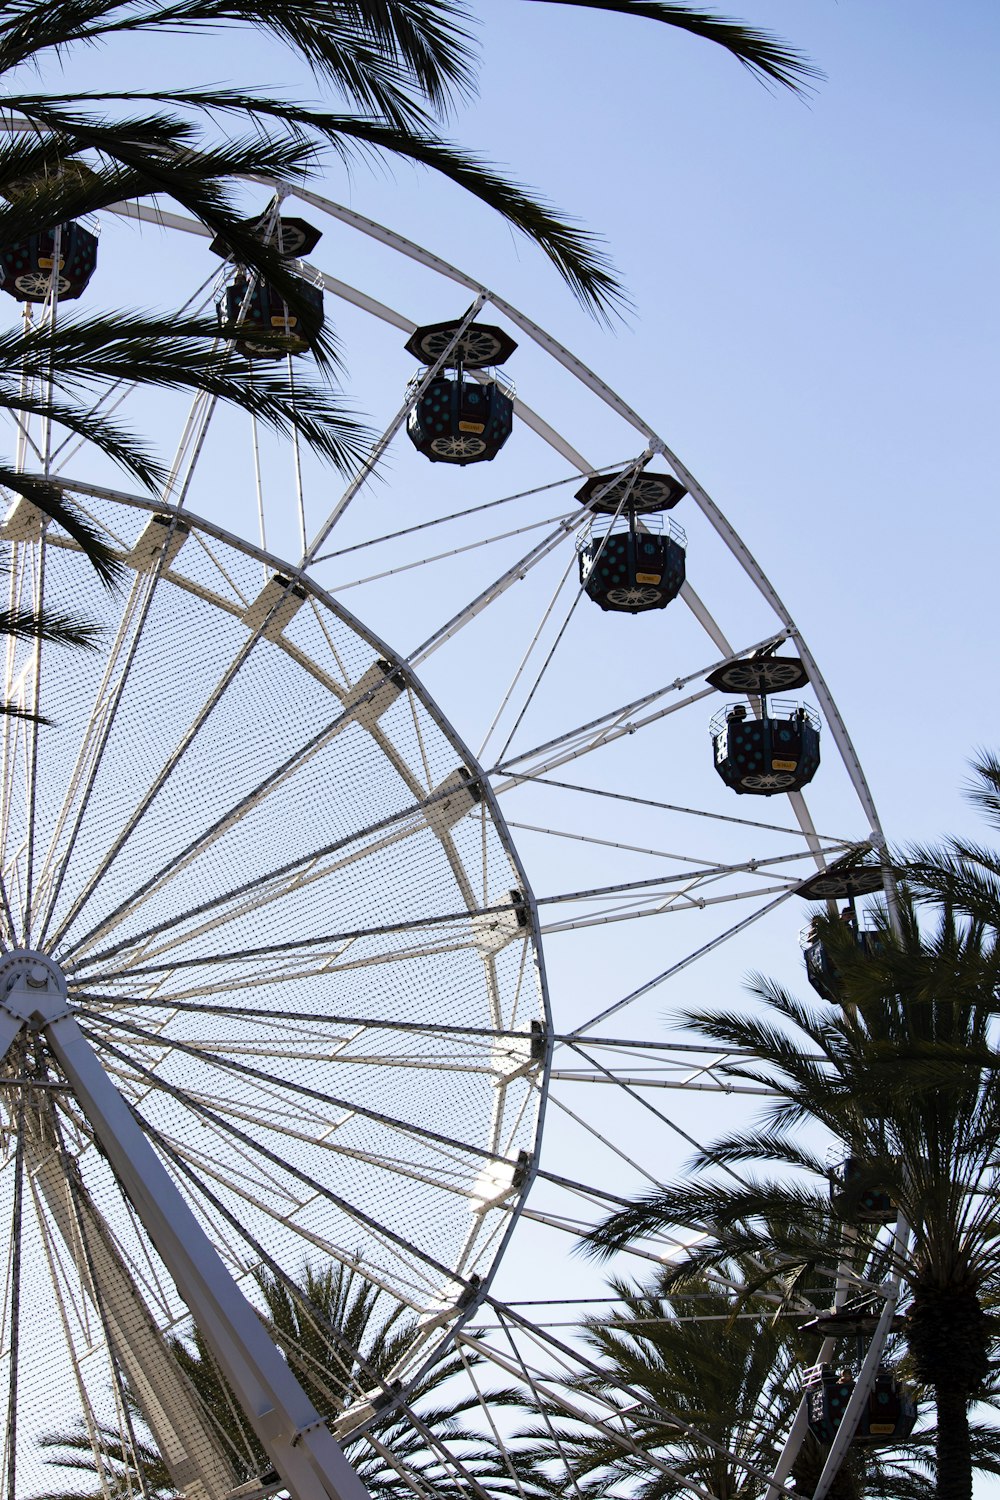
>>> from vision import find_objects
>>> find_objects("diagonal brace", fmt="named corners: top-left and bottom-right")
top-left (0, 954), bottom-right (370, 1500)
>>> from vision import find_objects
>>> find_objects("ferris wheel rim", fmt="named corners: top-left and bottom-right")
top-left (100, 184), bottom-right (887, 874)
top-left (0, 179), bottom-right (908, 1500)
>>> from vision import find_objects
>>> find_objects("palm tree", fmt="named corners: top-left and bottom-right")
top-left (905, 752), bottom-right (1000, 945)
top-left (581, 896), bottom-right (1000, 1500)
top-left (521, 1261), bottom-right (937, 1500)
top-left (37, 1260), bottom-right (542, 1499)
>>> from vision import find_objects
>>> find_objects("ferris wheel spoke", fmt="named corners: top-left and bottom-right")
top-left (64, 770), bottom-right (504, 972)
top-left (407, 512), bottom-right (586, 669)
top-left (509, 817), bottom-right (852, 870)
top-left (312, 471), bottom-right (594, 568)
top-left (538, 1082), bottom-right (666, 1193)
top-left (33, 548), bottom-right (186, 949)
top-left (146, 1128), bottom-right (517, 1473)
top-left (78, 1095), bottom-right (435, 1325)
top-left (538, 875), bottom-right (794, 919)
top-left (76, 896), bottom-right (527, 976)
top-left (540, 1056), bottom-right (758, 1212)
top-left (155, 1108), bottom-right (516, 1252)
top-left (93, 1035), bottom-right (493, 1306)
top-left (477, 553), bottom-right (579, 765)
top-left (457, 1319), bottom-right (723, 1500)
top-left (81, 940), bottom-right (483, 1003)
top-left (0, 542), bottom-right (36, 915)
top-left (536, 844), bottom-right (849, 898)
top-left (77, 928), bottom-right (529, 1006)
top-left (567, 885), bottom-right (800, 1036)
top-left (45, 605), bottom-right (306, 955)
top-left (97, 1026), bottom-right (519, 1082)
top-left (540, 886), bottom-right (795, 935)
top-left (328, 510), bottom-right (573, 595)
top-left (547, 1069), bottom-right (775, 1096)
top-left (514, 773), bottom-right (851, 839)
top-left (480, 1317), bottom-right (795, 1500)
top-left (73, 990), bottom-right (546, 1057)
top-left (159, 386), bottom-right (223, 514)
top-left (489, 628), bottom-right (790, 785)
top-left (84, 1019), bottom-right (529, 1181)
top-left (491, 468), bottom-right (654, 768)
top-left (303, 294), bottom-right (489, 564)
top-left (54, 650), bottom-right (489, 968)
top-left (20, 541), bottom-right (48, 949)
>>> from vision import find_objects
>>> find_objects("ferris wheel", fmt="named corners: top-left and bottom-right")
top-left (0, 182), bottom-right (909, 1500)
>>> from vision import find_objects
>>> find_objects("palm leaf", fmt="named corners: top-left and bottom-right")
top-left (522, 0), bottom-right (820, 94)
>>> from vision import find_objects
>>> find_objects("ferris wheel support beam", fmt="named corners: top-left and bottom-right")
top-left (0, 959), bottom-right (372, 1500)
top-left (25, 1108), bottom-right (239, 1500)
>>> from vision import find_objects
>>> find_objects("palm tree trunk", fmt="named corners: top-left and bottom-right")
top-left (935, 1383), bottom-right (972, 1500)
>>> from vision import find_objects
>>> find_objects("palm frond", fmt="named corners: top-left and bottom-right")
top-left (0, 603), bottom-right (101, 647)
top-left (0, 0), bottom-right (476, 125)
top-left (521, 0), bottom-right (821, 95)
top-left (0, 470), bottom-right (125, 585)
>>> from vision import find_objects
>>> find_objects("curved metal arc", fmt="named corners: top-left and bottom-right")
top-left (282, 187), bottom-right (884, 863)
top-left (99, 192), bottom-right (880, 879)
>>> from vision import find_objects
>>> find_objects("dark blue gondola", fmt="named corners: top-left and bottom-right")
top-left (0, 222), bottom-right (98, 302)
top-left (579, 519), bottom-right (686, 614)
top-left (219, 273), bottom-right (324, 359)
top-left (829, 1156), bottom-right (897, 1225)
top-left (407, 373), bottom-right (514, 464)
top-left (804, 927), bottom-right (883, 1003)
top-left (404, 319), bottom-right (518, 466)
top-left (804, 1363), bottom-right (917, 1447)
top-left (575, 469), bottom-right (687, 616)
top-left (711, 700), bottom-right (821, 795)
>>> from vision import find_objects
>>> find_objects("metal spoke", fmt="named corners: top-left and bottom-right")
top-left (84, 1017), bottom-right (526, 1176)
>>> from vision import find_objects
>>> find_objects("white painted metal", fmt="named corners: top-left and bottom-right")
top-left (0, 174), bottom-right (896, 1500)
top-left (0, 955), bottom-right (371, 1500)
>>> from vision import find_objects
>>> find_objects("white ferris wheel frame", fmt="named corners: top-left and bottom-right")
top-left (0, 170), bottom-right (913, 1500)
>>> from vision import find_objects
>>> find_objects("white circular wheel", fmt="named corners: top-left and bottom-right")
top-left (428, 433), bottom-right (488, 459)
top-left (0, 185), bottom-right (894, 1499)
top-left (0, 494), bottom-right (546, 1496)
top-left (604, 584), bottom-right (663, 608)
top-left (415, 327), bottom-right (508, 366)
top-left (13, 271), bottom-right (71, 297)
top-left (743, 771), bottom-right (798, 791)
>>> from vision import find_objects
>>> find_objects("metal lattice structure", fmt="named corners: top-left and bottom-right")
top-left (0, 181), bottom-right (902, 1500)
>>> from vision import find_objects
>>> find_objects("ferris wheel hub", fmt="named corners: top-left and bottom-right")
top-left (0, 949), bottom-right (68, 1013)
